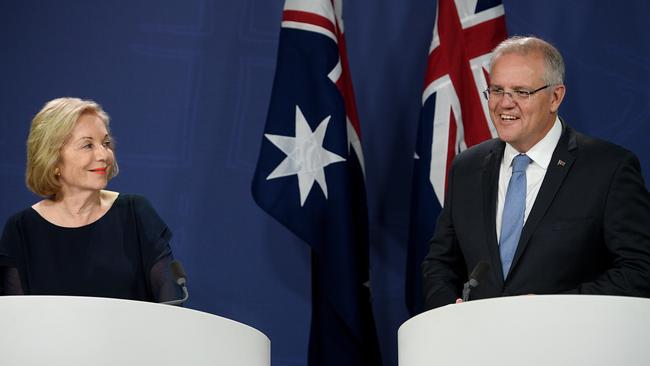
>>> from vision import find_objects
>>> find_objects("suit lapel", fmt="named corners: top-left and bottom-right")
top-left (510, 124), bottom-right (578, 272)
top-left (482, 140), bottom-right (505, 284)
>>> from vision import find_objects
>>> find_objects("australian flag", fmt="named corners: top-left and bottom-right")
top-left (252, 0), bottom-right (381, 364)
top-left (406, 0), bottom-right (507, 315)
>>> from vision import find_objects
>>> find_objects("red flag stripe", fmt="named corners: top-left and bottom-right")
top-left (462, 18), bottom-right (508, 60)
top-left (282, 10), bottom-right (337, 39)
top-left (334, 33), bottom-right (362, 138)
top-left (445, 110), bottom-right (458, 193)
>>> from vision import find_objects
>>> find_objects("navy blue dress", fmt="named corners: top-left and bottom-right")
top-left (0, 194), bottom-right (177, 302)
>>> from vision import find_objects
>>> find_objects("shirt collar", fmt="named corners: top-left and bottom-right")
top-left (504, 117), bottom-right (562, 169)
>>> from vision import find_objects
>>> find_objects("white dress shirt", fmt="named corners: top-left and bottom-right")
top-left (496, 117), bottom-right (562, 242)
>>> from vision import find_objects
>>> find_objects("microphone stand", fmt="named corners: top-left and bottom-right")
top-left (161, 260), bottom-right (189, 306)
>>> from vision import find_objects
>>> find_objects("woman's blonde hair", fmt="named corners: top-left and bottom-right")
top-left (26, 97), bottom-right (119, 197)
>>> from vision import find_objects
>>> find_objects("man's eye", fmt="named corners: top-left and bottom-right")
top-left (490, 88), bottom-right (504, 95)
top-left (514, 90), bottom-right (531, 97)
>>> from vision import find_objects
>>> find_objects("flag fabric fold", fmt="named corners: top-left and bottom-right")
top-left (406, 0), bottom-right (507, 315)
top-left (252, 0), bottom-right (381, 364)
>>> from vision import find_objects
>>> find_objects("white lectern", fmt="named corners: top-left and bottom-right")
top-left (0, 296), bottom-right (270, 366)
top-left (399, 295), bottom-right (650, 366)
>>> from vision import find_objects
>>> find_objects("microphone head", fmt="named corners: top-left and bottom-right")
top-left (170, 260), bottom-right (187, 286)
top-left (469, 261), bottom-right (489, 282)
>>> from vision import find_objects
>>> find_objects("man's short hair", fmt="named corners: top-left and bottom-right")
top-left (491, 36), bottom-right (565, 85)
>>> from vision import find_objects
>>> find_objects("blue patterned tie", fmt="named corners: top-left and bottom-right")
top-left (499, 154), bottom-right (532, 278)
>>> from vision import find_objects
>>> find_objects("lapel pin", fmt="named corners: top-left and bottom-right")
top-left (557, 159), bottom-right (566, 167)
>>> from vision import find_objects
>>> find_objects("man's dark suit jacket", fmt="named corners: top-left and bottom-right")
top-left (422, 122), bottom-right (650, 310)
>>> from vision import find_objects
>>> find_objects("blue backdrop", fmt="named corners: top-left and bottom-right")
top-left (1, 1), bottom-right (649, 365)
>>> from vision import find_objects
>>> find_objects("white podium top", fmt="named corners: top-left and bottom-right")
top-left (0, 296), bottom-right (270, 366)
top-left (398, 295), bottom-right (650, 366)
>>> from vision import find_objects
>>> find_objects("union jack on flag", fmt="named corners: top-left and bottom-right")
top-left (406, 0), bottom-right (507, 315)
top-left (251, 0), bottom-right (381, 364)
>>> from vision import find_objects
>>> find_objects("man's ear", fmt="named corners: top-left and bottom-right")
top-left (550, 84), bottom-right (566, 113)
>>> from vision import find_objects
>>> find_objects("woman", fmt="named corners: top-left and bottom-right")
top-left (0, 97), bottom-right (178, 302)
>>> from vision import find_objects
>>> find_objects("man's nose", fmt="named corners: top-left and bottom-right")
top-left (499, 91), bottom-right (517, 107)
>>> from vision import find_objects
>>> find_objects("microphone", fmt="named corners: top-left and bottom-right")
top-left (461, 261), bottom-right (489, 302)
top-left (161, 260), bottom-right (189, 306)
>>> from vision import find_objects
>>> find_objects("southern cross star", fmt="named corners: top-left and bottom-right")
top-left (265, 105), bottom-right (346, 206)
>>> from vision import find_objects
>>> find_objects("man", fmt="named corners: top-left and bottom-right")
top-left (421, 36), bottom-right (650, 310)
